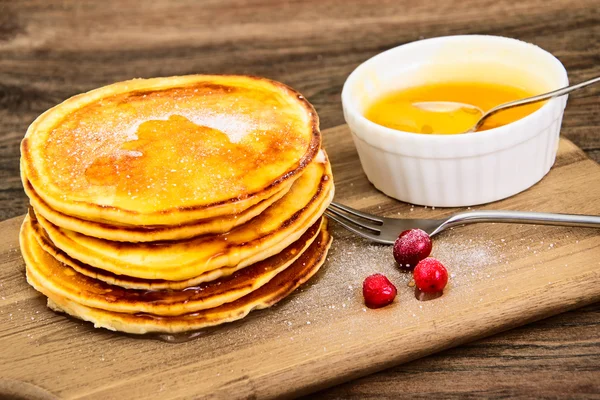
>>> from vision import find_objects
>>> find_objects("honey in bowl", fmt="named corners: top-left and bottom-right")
top-left (364, 81), bottom-right (543, 134)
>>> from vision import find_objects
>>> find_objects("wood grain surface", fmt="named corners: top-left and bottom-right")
top-left (0, 0), bottom-right (599, 398)
top-left (1, 125), bottom-right (600, 399)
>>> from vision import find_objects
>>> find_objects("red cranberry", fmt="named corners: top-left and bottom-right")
top-left (413, 257), bottom-right (448, 293)
top-left (393, 229), bottom-right (432, 269)
top-left (362, 273), bottom-right (397, 308)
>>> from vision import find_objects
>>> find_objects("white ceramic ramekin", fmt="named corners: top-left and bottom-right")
top-left (342, 35), bottom-right (569, 207)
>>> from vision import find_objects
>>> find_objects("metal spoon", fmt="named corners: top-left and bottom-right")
top-left (413, 75), bottom-right (600, 133)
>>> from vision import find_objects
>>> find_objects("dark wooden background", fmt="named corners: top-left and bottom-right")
top-left (1, 0), bottom-right (598, 398)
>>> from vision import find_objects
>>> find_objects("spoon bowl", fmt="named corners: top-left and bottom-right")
top-left (413, 101), bottom-right (483, 115)
top-left (412, 101), bottom-right (484, 134)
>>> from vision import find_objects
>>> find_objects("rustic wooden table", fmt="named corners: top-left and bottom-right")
top-left (1, 0), bottom-right (598, 398)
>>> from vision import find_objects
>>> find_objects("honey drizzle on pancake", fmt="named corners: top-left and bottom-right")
top-left (84, 115), bottom-right (264, 201)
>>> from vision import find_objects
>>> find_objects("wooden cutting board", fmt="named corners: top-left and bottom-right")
top-left (1, 125), bottom-right (599, 399)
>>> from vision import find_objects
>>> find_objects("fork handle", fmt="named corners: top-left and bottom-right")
top-left (433, 210), bottom-right (600, 236)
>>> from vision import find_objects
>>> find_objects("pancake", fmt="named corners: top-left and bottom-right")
top-left (23, 173), bottom-right (292, 242)
top-left (30, 211), bottom-right (323, 290)
top-left (34, 156), bottom-right (334, 281)
top-left (21, 75), bottom-right (320, 226)
top-left (22, 213), bottom-right (325, 316)
top-left (25, 219), bottom-right (332, 334)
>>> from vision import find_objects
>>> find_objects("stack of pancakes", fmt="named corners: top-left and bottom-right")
top-left (19, 75), bottom-right (334, 334)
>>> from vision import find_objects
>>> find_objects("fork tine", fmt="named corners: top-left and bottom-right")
top-left (326, 206), bottom-right (382, 232)
top-left (324, 211), bottom-right (382, 242)
top-left (329, 202), bottom-right (383, 223)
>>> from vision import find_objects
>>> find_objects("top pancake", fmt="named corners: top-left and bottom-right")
top-left (21, 75), bottom-right (320, 226)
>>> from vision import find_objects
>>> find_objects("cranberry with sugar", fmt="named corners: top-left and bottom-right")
top-left (413, 257), bottom-right (448, 293)
top-left (393, 228), bottom-right (432, 269)
top-left (362, 273), bottom-right (397, 308)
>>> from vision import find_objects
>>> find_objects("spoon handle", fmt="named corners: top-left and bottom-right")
top-left (475, 75), bottom-right (600, 131)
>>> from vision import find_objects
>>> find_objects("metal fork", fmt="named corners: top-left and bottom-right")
top-left (325, 202), bottom-right (600, 245)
